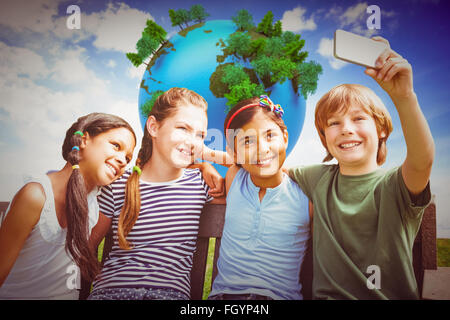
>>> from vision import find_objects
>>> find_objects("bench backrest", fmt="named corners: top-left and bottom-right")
top-left (0, 200), bottom-right (437, 300)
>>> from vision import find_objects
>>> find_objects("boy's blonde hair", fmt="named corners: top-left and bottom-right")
top-left (315, 84), bottom-right (393, 165)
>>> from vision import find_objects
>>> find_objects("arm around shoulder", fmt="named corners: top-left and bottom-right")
top-left (89, 212), bottom-right (112, 249)
top-left (0, 183), bottom-right (45, 286)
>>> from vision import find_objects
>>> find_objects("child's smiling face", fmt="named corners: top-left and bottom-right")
top-left (324, 104), bottom-right (386, 175)
top-left (233, 110), bottom-right (288, 179)
top-left (150, 103), bottom-right (208, 169)
top-left (79, 127), bottom-right (136, 189)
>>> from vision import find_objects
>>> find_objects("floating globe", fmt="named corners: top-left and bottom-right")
top-left (138, 20), bottom-right (306, 176)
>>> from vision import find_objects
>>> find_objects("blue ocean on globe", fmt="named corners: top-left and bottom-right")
top-left (138, 20), bottom-right (306, 176)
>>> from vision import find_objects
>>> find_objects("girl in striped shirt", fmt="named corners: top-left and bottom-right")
top-left (88, 88), bottom-right (224, 300)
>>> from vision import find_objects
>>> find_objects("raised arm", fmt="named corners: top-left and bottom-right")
top-left (201, 144), bottom-right (234, 168)
top-left (365, 37), bottom-right (434, 195)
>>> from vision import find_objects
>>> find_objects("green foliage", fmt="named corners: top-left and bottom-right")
top-left (251, 55), bottom-right (272, 87)
top-left (126, 19), bottom-right (168, 68)
top-left (126, 52), bottom-right (143, 67)
top-left (169, 6), bottom-right (209, 30)
top-left (437, 239), bottom-right (450, 267)
top-left (224, 78), bottom-right (265, 108)
top-left (169, 8), bottom-right (191, 29)
top-left (209, 63), bottom-right (233, 97)
top-left (190, 4), bottom-right (209, 23)
top-left (169, 9), bottom-right (182, 29)
top-left (282, 31), bottom-right (299, 44)
top-left (221, 64), bottom-right (249, 87)
top-left (231, 9), bottom-right (254, 31)
top-left (272, 21), bottom-right (283, 37)
top-left (176, 9), bottom-right (191, 28)
top-left (295, 61), bottom-right (323, 99)
top-left (141, 90), bottom-right (165, 117)
top-left (136, 33), bottom-right (159, 61)
top-left (257, 11), bottom-right (274, 37)
top-left (226, 32), bottom-right (252, 59)
top-left (249, 38), bottom-right (266, 57)
top-left (143, 20), bottom-right (167, 44)
top-left (270, 58), bottom-right (297, 84)
top-left (283, 39), bottom-right (308, 64)
top-left (214, 11), bottom-right (323, 107)
top-left (263, 37), bottom-right (285, 59)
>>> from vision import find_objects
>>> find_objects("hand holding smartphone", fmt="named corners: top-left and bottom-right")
top-left (334, 29), bottom-right (388, 68)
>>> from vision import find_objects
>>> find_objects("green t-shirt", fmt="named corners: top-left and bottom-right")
top-left (289, 164), bottom-right (431, 299)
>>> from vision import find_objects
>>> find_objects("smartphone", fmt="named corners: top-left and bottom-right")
top-left (334, 29), bottom-right (388, 68)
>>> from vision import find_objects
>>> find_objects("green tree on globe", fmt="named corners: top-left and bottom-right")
top-left (127, 7), bottom-right (322, 176)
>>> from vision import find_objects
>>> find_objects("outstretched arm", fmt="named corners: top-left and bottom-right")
top-left (201, 144), bottom-right (233, 168)
top-left (365, 37), bottom-right (434, 195)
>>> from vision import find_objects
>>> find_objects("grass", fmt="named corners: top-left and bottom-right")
top-left (437, 238), bottom-right (450, 267)
top-left (202, 238), bottom-right (216, 300)
top-left (97, 238), bottom-right (105, 262)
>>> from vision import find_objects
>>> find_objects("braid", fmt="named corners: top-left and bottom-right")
top-left (61, 113), bottom-right (135, 281)
top-left (117, 88), bottom-right (208, 250)
top-left (64, 120), bottom-right (99, 281)
top-left (118, 130), bottom-right (153, 249)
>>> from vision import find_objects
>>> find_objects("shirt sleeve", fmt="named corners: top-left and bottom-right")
top-left (288, 164), bottom-right (328, 200)
top-left (386, 166), bottom-right (432, 219)
top-left (199, 171), bottom-right (214, 203)
top-left (97, 183), bottom-right (115, 219)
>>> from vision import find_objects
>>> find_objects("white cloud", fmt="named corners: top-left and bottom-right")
top-left (316, 37), bottom-right (348, 70)
top-left (340, 2), bottom-right (368, 28)
top-left (1, 1), bottom-right (153, 54)
top-left (0, 41), bottom-right (49, 81)
top-left (107, 59), bottom-right (117, 68)
top-left (127, 63), bottom-right (147, 80)
top-left (50, 47), bottom-right (105, 86)
top-left (0, 43), bottom-right (140, 180)
top-left (0, 1), bottom-right (150, 202)
top-left (0, 0), bottom-right (62, 33)
top-left (323, 2), bottom-right (391, 38)
top-left (82, 2), bottom-right (153, 53)
top-left (281, 6), bottom-right (317, 33)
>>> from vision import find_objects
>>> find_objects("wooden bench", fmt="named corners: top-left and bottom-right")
top-left (0, 200), bottom-right (438, 300)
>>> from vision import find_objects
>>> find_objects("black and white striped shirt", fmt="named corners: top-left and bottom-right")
top-left (92, 168), bottom-right (212, 298)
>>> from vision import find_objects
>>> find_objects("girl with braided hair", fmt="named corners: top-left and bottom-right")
top-left (0, 113), bottom-right (136, 299)
top-left (88, 88), bottom-right (225, 300)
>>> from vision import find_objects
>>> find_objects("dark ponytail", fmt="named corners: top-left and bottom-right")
top-left (62, 113), bottom-right (135, 281)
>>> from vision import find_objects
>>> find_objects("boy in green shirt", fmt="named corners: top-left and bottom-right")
top-left (289, 37), bottom-right (434, 299)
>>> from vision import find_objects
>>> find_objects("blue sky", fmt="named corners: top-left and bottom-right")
top-left (0, 0), bottom-right (449, 237)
